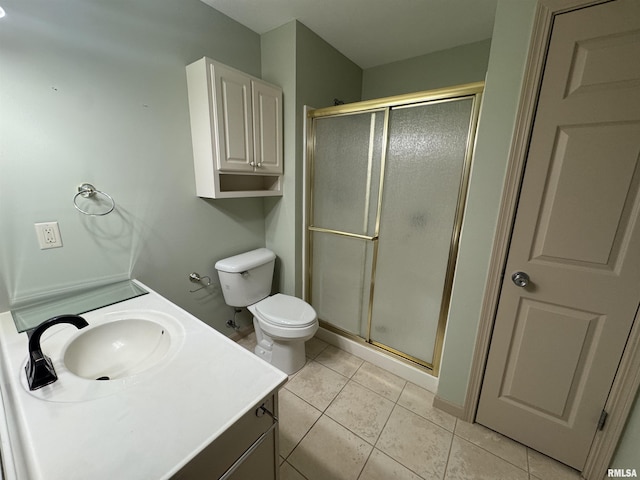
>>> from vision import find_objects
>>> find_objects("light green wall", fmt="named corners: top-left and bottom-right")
top-left (437, 0), bottom-right (538, 403)
top-left (0, 0), bottom-right (265, 332)
top-left (612, 390), bottom-right (640, 470)
top-left (262, 21), bottom-right (362, 296)
top-left (295, 23), bottom-right (363, 109)
top-left (262, 22), bottom-right (298, 295)
top-left (362, 39), bottom-right (492, 100)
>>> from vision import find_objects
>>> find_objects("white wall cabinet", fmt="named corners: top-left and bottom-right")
top-left (186, 57), bottom-right (283, 198)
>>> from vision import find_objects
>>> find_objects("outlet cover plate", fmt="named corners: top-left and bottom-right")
top-left (34, 222), bottom-right (63, 249)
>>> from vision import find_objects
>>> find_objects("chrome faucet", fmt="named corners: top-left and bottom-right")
top-left (25, 314), bottom-right (89, 390)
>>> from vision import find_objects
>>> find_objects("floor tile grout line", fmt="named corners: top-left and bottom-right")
top-left (345, 375), bottom-right (403, 406)
top-left (284, 459), bottom-right (310, 480)
top-left (397, 380), bottom-right (409, 403)
top-left (389, 400), bottom-right (457, 438)
top-left (281, 384), bottom-right (324, 416)
top-left (281, 411), bottom-right (324, 465)
top-left (278, 384), bottom-right (324, 463)
top-left (371, 398), bottom-right (398, 448)
top-left (367, 447), bottom-right (430, 480)
top-left (288, 412), bottom-right (374, 479)
top-left (452, 434), bottom-right (531, 476)
top-left (321, 373), bottom-right (399, 446)
top-left (284, 360), bottom-right (357, 463)
top-left (454, 422), bottom-right (534, 473)
top-left (349, 372), bottom-right (406, 403)
top-left (314, 356), bottom-right (363, 379)
top-left (355, 444), bottom-right (375, 480)
top-left (372, 403), bottom-right (454, 479)
top-left (323, 408), bottom-right (378, 450)
top-left (442, 418), bottom-right (457, 480)
top-left (305, 348), bottom-right (413, 406)
top-left (322, 371), bottom-right (352, 413)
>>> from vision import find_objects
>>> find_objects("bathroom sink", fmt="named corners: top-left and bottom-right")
top-left (63, 318), bottom-right (171, 380)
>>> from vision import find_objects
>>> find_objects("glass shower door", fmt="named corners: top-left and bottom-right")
top-left (309, 110), bottom-right (386, 337)
top-left (306, 85), bottom-right (482, 374)
top-left (369, 98), bottom-right (475, 366)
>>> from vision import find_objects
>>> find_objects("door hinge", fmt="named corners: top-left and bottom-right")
top-left (597, 410), bottom-right (608, 431)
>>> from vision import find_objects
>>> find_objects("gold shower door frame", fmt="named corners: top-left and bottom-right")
top-left (305, 83), bottom-right (483, 376)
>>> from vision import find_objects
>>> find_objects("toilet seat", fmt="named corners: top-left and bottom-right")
top-left (253, 294), bottom-right (317, 328)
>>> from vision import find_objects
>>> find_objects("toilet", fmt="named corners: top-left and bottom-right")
top-left (215, 248), bottom-right (318, 374)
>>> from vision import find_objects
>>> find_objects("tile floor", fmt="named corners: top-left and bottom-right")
top-left (237, 333), bottom-right (583, 480)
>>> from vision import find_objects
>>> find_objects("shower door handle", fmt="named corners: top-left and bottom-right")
top-left (511, 271), bottom-right (530, 288)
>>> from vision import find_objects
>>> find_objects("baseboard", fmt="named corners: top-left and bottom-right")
top-left (315, 327), bottom-right (439, 393)
top-left (433, 394), bottom-right (465, 419)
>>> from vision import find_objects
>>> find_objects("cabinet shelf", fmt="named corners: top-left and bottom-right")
top-left (217, 174), bottom-right (282, 198)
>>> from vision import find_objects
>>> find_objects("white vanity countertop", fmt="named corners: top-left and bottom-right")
top-left (0, 281), bottom-right (287, 480)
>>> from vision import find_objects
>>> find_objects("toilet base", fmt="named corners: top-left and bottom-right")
top-left (253, 320), bottom-right (308, 375)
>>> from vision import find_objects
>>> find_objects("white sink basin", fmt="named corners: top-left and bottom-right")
top-left (22, 310), bottom-right (185, 402)
top-left (63, 318), bottom-right (172, 380)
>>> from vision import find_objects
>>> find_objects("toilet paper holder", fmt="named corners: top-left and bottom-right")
top-left (188, 272), bottom-right (211, 293)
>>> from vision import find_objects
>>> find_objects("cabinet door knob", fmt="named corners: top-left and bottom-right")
top-left (249, 161), bottom-right (255, 167)
top-left (257, 162), bottom-right (263, 168)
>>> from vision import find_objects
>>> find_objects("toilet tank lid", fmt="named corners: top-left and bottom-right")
top-left (215, 248), bottom-right (276, 273)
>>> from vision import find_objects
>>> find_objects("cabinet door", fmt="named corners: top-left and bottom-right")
top-left (172, 396), bottom-right (276, 479)
top-left (213, 63), bottom-right (255, 172)
top-left (225, 427), bottom-right (276, 480)
top-left (252, 81), bottom-right (283, 174)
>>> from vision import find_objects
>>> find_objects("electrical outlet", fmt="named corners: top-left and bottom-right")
top-left (35, 222), bottom-right (63, 249)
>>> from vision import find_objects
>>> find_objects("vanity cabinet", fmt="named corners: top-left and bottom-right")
top-left (173, 395), bottom-right (279, 480)
top-left (186, 57), bottom-right (283, 198)
top-left (0, 282), bottom-right (288, 480)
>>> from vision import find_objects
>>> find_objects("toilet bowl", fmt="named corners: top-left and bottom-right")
top-left (215, 248), bottom-right (318, 374)
top-left (248, 294), bottom-right (318, 374)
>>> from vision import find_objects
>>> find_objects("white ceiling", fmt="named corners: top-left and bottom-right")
top-left (200, 0), bottom-right (498, 69)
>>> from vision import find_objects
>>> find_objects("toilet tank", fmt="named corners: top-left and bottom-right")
top-left (214, 248), bottom-right (276, 307)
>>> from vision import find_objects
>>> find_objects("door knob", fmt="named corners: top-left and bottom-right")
top-left (511, 271), bottom-right (530, 287)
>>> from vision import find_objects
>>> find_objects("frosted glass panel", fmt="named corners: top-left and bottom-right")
top-left (312, 112), bottom-right (385, 236)
top-left (310, 232), bottom-right (373, 337)
top-left (370, 98), bottom-right (474, 363)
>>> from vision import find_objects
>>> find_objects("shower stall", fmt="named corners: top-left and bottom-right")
top-left (304, 83), bottom-right (483, 375)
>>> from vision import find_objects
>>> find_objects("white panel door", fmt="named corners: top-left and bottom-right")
top-left (477, 0), bottom-right (640, 469)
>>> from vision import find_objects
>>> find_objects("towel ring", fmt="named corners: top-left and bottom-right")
top-left (73, 183), bottom-right (116, 216)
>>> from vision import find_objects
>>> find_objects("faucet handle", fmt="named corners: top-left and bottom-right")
top-left (25, 350), bottom-right (58, 390)
top-left (25, 314), bottom-right (89, 390)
